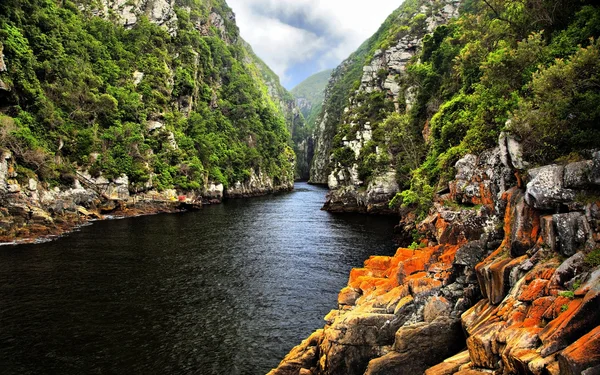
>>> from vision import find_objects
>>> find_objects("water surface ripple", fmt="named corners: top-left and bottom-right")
top-left (0, 183), bottom-right (399, 374)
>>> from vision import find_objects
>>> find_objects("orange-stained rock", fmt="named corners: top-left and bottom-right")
top-left (408, 277), bottom-right (443, 298)
top-left (523, 296), bottom-right (554, 328)
top-left (558, 325), bottom-right (600, 375)
top-left (338, 287), bottom-right (361, 306)
top-left (424, 350), bottom-right (471, 375)
top-left (349, 268), bottom-right (371, 288)
top-left (406, 271), bottom-right (428, 281)
top-left (540, 285), bottom-right (600, 356)
top-left (476, 250), bottom-right (529, 305)
top-left (439, 244), bottom-right (461, 265)
top-left (543, 296), bottom-right (572, 320)
top-left (365, 256), bottom-right (392, 271)
top-left (394, 247), bottom-right (437, 284)
top-left (518, 279), bottom-right (549, 302)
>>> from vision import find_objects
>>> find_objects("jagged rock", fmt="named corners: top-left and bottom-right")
top-left (551, 212), bottom-right (592, 257)
top-left (338, 287), bottom-right (361, 306)
top-left (557, 325), bottom-right (600, 375)
top-left (540, 281), bottom-right (600, 356)
top-left (499, 131), bottom-right (528, 170)
top-left (364, 317), bottom-right (464, 375)
top-left (549, 252), bottom-right (586, 287)
top-left (449, 148), bottom-right (513, 211)
top-left (424, 296), bottom-right (452, 322)
top-left (267, 330), bottom-right (322, 375)
top-left (525, 165), bottom-right (576, 210)
top-left (454, 240), bottom-right (487, 268)
top-left (425, 350), bottom-right (471, 375)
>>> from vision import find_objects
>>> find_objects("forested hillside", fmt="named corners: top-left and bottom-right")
top-left (291, 69), bottom-right (332, 130)
top-left (0, 0), bottom-right (295, 195)
top-left (272, 1), bottom-right (600, 374)
top-left (310, 0), bottom-right (600, 215)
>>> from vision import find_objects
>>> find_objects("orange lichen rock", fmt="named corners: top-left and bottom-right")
top-left (558, 325), bottom-right (600, 375)
top-left (518, 279), bottom-right (549, 302)
top-left (540, 286), bottom-right (600, 357)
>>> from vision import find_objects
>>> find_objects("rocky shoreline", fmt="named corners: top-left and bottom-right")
top-left (0, 150), bottom-right (293, 245)
top-left (270, 138), bottom-right (600, 375)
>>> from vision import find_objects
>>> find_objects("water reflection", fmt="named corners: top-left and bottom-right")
top-left (0, 183), bottom-right (399, 374)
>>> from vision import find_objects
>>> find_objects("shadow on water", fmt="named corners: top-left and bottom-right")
top-left (0, 183), bottom-right (399, 375)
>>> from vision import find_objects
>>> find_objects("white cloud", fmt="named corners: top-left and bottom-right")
top-left (227, 0), bottom-right (403, 87)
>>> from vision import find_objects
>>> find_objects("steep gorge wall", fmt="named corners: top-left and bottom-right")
top-left (309, 0), bottom-right (460, 211)
top-left (0, 0), bottom-right (296, 242)
top-left (270, 136), bottom-right (600, 375)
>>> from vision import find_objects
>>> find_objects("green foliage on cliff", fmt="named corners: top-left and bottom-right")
top-left (0, 0), bottom-right (294, 192)
top-left (317, 0), bottom-right (600, 212)
top-left (290, 69), bottom-right (332, 129)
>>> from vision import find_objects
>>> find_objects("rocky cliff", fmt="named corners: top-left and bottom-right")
top-left (290, 70), bottom-right (332, 180)
top-left (0, 0), bottom-right (297, 243)
top-left (309, 0), bottom-right (460, 206)
top-left (270, 135), bottom-right (600, 375)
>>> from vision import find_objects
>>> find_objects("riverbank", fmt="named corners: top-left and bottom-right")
top-left (0, 150), bottom-right (294, 245)
top-left (270, 141), bottom-right (600, 374)
top-left (0, 182), bottom-right (399, 374)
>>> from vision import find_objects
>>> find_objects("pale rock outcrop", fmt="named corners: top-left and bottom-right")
top-left (318, 0), bottom-right (463, 212)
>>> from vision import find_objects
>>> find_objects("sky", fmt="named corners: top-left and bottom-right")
top-left (226, 0), bottom-right (403, 90)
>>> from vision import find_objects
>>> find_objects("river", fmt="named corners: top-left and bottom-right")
top-left (0, 183), bottom-right (399, 374)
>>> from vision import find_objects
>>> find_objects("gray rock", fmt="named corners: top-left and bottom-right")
top-left (364, 318), bottom-right (464, 375)
top-left (454, 240), bottom-right (486, 268)
top-left (553, 212), bottom-right (592, 257)
top-left (550, 252), bottom-right (586, 287)
top-left (564, 160), bottom-right (593, 188)
top-left (525, 165), bottom-right (576, 210)
top-left (499, 131), bottom-right (528, 169)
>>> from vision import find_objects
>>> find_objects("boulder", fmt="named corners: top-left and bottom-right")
top-left (564, 160), bottom-right (594, 188)
top-left (364, 317), bottom-right (465, 375)
top-left (525, 165), bottom-right (576, 210)
top-left (424, 296), bottom-right (452, 322)
top-left (558, 325), bottom-right (600, 375)
top-left (551, 212), bottom-right (592, 257)
top-left (549, 252), bottom-right (585, 288)
top-left (540, 283), bottom-right (600, 356)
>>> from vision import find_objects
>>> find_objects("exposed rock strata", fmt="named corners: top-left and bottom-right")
top-left (270, 140), bottom-right (600, 375)
top-left (319, 0), bottom-right (461, 213)
top-left (0, 151), bottom-right (292, 244)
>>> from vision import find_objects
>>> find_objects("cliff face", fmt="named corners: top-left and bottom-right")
top-left (309, 0), bottom-right (459, 200)
top-left (0, 0), bottom-right (296, 242)
top-left (270, 136), bottom-right (600, 375)
top-left (290, 69), bottom-right (332, 181)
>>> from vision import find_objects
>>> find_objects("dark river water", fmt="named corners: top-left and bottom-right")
top-left (0, 183), bottom-right (399, 375)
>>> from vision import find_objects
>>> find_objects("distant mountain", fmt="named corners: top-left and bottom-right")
top-left (291, 69), bottom-right (332, 129)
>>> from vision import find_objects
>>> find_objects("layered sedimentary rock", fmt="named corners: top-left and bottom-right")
top-left (271, 139), bottom-right (600, 375)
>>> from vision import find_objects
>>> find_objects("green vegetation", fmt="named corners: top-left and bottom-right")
top-left (0, 0), bottom-right (294, 192)
top-left (585, 248), bottom-right (600, 268)
top-left (318, 0), bottom-right (600, 211)
top-left (291, 69), bottom-right (333, 128)
top-left (558, 291), bottom-right (575, 299)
